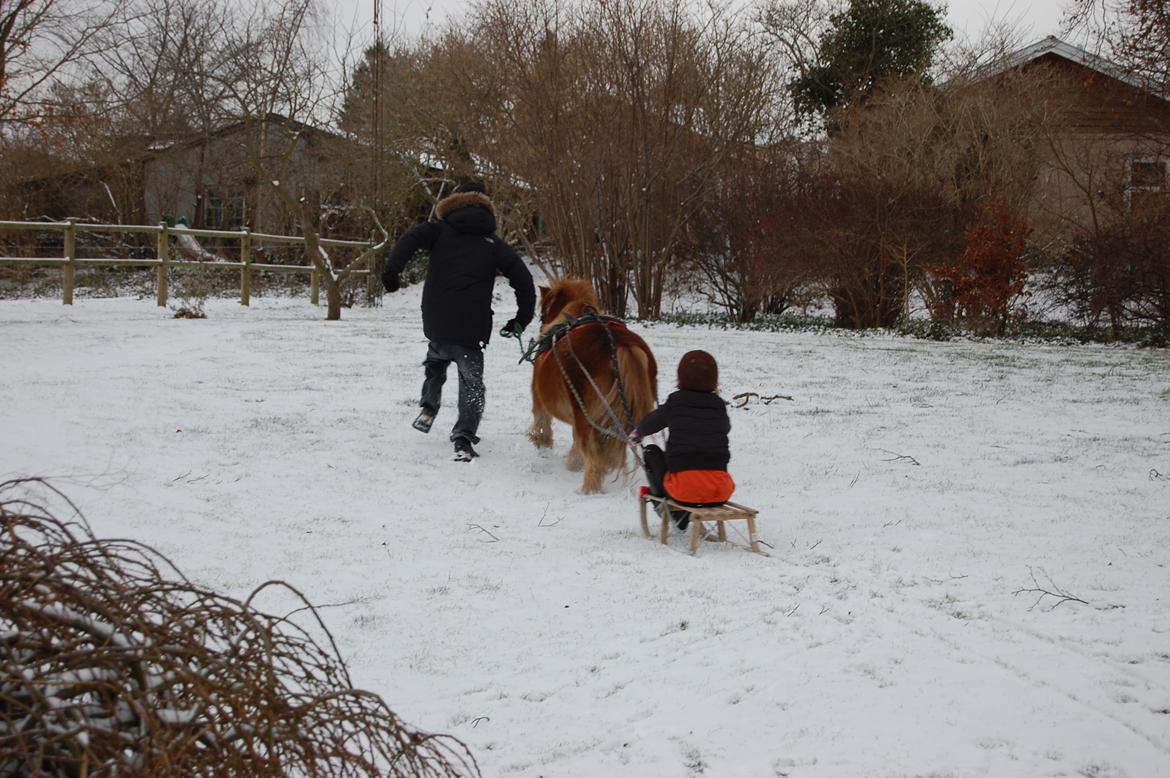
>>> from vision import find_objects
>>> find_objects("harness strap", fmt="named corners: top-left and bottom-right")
top-left (519, 309), bottom-right (628, 365)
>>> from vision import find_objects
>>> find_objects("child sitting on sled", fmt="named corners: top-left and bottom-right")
top-left (631, 350), bottom-right (734, 530)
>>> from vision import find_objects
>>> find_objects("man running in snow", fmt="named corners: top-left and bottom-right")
top-left (382, 181), bottom-right (536, 462)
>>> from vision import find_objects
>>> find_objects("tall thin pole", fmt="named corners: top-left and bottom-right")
top-left (373, 0), bottom-right (383, 205)
top-left (370, 0), bottom-right (384, 300)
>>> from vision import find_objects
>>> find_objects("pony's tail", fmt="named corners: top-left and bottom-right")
top-left (595, 346), bottom-right (654, 473)
top-left (603, 343), bottom-right (659, 472)
top-left (614, 345), bottom-right (658, 430)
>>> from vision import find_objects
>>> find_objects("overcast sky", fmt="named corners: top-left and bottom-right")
top-left (331, 0), bottom-right (1073, 49)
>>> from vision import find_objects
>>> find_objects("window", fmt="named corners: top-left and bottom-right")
top-left (1131, 160), bottom-right (1166, 189)
top-left (198, 189), bottom-right (247, 229)
top-left (1128, 158), bottom-right (1168, 214)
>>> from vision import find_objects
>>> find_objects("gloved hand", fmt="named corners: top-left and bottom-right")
top-left (628, 429), bottom-right (643, 445)
top-left (382, 273), bottom-right (400, 293)
top-left (499, 318), bottom-right (524, 339)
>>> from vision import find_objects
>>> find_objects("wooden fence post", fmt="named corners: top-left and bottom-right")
top-left (240, 229), bottom-right (252, 306)
top-left (156, 223), bottom-right (169, 307)
top-left (310, 266), bottom-right (320, 306)
top-left (62, 218), bottom-right (76, 305)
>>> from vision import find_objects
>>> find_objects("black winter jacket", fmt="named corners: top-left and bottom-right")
top-left (636, 389), bottom-right (731, 472)
top-left (383, 191), bottom-right (535, 347)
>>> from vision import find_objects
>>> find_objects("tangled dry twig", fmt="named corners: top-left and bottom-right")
top-left (1013, 566), bottom-right (1089, 612)
top-left (730, 391), bottom-right (794, 408)
top-left (0, 479), bottom-right (479, 777)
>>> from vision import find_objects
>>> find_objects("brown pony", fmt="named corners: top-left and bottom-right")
top-left (528, 278), bottom-right (658, 493)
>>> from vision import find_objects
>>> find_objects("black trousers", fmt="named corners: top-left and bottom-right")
top-left (642, 444), bottom-right (669, 498)
top-left (419, 341), bottom-right (485, 444)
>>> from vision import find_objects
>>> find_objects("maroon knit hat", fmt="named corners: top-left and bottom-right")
top-left (677, 350), bottom-right (718, 392)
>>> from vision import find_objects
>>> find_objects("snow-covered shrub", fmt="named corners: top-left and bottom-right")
top-left (0, 480), bottom-right (478, 777)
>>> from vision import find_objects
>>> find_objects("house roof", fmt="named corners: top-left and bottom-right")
top-left (146, 114), bottom-right (346, 157)
top-left (9, 114), bottom-right (345, 188)
top-left (976, 36), bottom-right (1148, 92)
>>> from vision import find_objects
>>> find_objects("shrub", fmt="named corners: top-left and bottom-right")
top-left (1045, 210), bottom-right (1170, 340)
top-left (0, 480), bottom-right (478, 777)
top-left (927, 199), bottom-right (1030, 335)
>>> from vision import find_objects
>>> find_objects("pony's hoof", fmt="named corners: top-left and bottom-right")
top-left (579, 476), bottom-right (605, 494)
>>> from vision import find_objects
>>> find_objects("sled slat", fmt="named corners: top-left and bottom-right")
top-left (639, 494), bottom-right (763, 556)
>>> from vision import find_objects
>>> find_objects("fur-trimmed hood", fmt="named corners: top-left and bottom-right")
top-left (435, 190), bottom-right (496, 237)
top-left (436, 191), bottom-right (495, 219)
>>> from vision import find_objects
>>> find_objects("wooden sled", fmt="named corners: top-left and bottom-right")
top-left (638, 492), bottom-right (762, 555)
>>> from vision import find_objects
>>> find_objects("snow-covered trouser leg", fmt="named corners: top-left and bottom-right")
top-left (420, 342), bottom-right (451, 413)
top-left (449, 344), bottom-right (485, 445)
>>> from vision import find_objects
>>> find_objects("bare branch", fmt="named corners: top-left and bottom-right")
top-left (731, 391), bottom-right (795, 408)
top-left (1013, 566), bottom-right (1089, 611)
top-left (466, 524), bottom-right (500, 542)
top-left (878, 448), bottom-right (920, 466)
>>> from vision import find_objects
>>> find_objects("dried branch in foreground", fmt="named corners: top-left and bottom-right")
top-left (1013, 566), bottom-right (1089, 612)
top-left (877, 448), bottom-right (921, 466)
top-left (731, 391), bottom-right (795, 408)
top-left (0, 479), bottom-right (479, 777)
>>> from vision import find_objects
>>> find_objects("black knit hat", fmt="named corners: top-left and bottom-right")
top-left (677, 350), bottom-right (718, 392)
top-left (455, 179), bottom-right (486, 194)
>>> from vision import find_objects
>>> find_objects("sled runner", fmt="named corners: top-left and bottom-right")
top-left (638, 491), bottom-right (763, 555)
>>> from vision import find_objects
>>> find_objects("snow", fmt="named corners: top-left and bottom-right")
top-left (2, 282), bottom-right (1169, 777)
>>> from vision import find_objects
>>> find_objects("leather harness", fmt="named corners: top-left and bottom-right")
top-left (519, 309), bottom-right (629, 365)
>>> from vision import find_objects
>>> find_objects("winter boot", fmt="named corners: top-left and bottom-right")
top-left (672, 510), bottom-right (690, 532)
top-left (412, 407), bottom-right (436, 433)
top-left (453, 438), bottom-right (479, 462)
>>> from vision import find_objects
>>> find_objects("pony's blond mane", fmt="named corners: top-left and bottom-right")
top-left (540, 278), bottom-right (602, 332)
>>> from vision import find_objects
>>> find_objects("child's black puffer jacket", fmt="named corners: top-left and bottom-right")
top-left (635, 389), bottom-right (730, 472)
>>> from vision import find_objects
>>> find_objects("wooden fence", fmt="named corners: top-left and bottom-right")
top-left (0, 219), bottom-right (375, 307)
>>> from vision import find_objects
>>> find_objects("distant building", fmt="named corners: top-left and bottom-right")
top-left (142, 116), bottom-right (358, 234)
top-left (973, 36), bottom-right (1170, 238)
top-left (9, 115), bottom-right (364, 236)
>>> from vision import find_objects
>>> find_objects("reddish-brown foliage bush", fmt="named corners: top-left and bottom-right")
top-left (927, 200), bottom-right (1029, 334)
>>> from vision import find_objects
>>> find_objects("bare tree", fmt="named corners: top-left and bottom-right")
top-left (1066, 0), bottom-right (1170, 96)
top-left (688, 142), bottom-right (818, 322)
top-left (0, 0), bottom-right (126, 125)
top-left (784, 68), bottom-right (1055, 329)
top-left (336, 41), bottom-right (436, 298)
top-left (208, 0), bottom-right (386, 320)
top-left (89, 0), bottom-right (231, 141)
top-left (422, 0), bottom-right (783, 318)
top-left (757, 0), bottom-right (835, 78)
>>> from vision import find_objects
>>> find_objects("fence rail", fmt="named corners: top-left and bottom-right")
top-left (0, 219), bottom-right (376, 307)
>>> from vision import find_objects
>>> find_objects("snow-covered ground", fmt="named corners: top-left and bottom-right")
top-left (2, 282), bottom-right (1169, 778)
